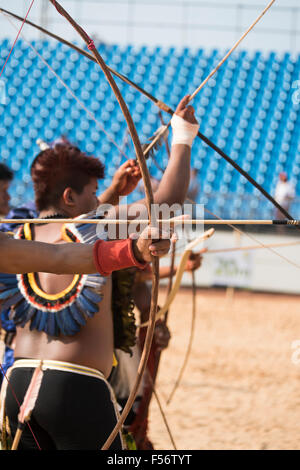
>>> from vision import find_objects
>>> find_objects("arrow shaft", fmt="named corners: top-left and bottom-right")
top-left (0, 218), bottom-right (299, 225)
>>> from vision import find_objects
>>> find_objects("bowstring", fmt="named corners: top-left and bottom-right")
top-left (0, 0), bottom-right (36, 80)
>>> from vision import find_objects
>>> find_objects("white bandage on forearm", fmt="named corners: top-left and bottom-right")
top-left (171, 114), bottom-right (199, 148)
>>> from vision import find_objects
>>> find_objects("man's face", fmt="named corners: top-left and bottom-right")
top-left (72, 177), bottom-right (99, 216)
top-left (280, 173), bottom-right (287, 182)
top-left (0, 180), bottom-right (11, 216)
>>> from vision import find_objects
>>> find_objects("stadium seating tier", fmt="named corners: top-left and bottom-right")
top-left (0, 40), bottom-right (299, 218)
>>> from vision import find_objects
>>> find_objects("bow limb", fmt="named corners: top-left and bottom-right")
top-left (143, 241), bottom-right (176, 408)
top-left (155, 230), bottom-right (214, 321)
top-left (48, 0), bottom-right (159, 451)
top-left (164, 240), bottom-right (176, 324)
top-left (150, 111), bottom-right (174, 383)
top-left (166, 261), bottom-right (197, 406)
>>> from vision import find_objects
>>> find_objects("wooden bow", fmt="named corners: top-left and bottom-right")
top-left (49, 0), bottom-right (160, 450)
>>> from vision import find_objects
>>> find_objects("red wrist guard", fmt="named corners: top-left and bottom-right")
top-left (93, 238), bottom-right (147, 276)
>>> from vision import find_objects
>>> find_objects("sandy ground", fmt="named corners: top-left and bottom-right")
top-left (148, 287), bottom-right (300, 450)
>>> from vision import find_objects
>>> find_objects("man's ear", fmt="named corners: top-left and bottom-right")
top-left (62, 187), bottom-right (76, 207)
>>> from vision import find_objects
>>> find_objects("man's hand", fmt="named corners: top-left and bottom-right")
top-left (174, 95), bottom-right (198, 125)
top-left (154, 321), bottom-right (171, 351)
top-left (132, 226), bottom-right (171, 263)
top-left (111, 160), bottom-right (141, 196)
top-left (185, 248), bottom-right (207, 272)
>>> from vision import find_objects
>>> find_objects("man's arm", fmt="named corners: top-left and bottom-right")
top-left (98, 96), bottom-right (198, 229)
top-left (0, 227), bottom-right (170, 275)
top-left (98, 160), bottom-right (141, 206)
top-left (136, 251), bottom-right (204, 283)
top-left (288, 183), bottom-right (295, 200)
top-left (0, 231), bottom-right (96, 274)
top-left (117, 95), bottom-right (199, 216)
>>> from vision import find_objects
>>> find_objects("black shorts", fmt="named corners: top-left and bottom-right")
top-left (4, 359), bottom-right (124, 450)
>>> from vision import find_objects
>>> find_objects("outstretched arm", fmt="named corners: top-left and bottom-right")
top-left (101, 95), bottom-right (199, 223)
top-left (0, 227), bottom-right (170, 275)
top-left (126, 95), bottom-right (199, 210)
top-left (98, 160), bottom-right (141, 206)
top-left (136, 251), bottom-right (204, 283)
top-left (98, 96), bottom-right (199, 224)
top-left (0, 231), bottom-right (96, 274)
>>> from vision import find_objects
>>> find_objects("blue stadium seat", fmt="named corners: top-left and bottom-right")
top-left (0, 40), bottom-right (299, 217)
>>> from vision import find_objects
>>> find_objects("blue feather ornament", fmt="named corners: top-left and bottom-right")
top-left (76, 294), bottom-right (99, 316)
top-left (37, 311), bottom-right (49, 332)
top-left (69, 303), bottom-right (86, 326)
top-left (46, 313), bottom-right (59, 337)
top-left (82, 287), bottom-right (102, 305)
top-left (10, 300), bottom-right (28, 323)
top-left (1, 292), bottom-right (24, 310)
top-left (0, 287), bottom-right (19, 300)
top-left (0, 215), bottom-right (106, 337)
top-left (60, 308), bottom-right (81, 335)
top-left (29, 310), bottom-right (40, 330)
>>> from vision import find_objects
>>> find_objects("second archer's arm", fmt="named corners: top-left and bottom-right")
top-left (98, 160), bottom-right (141, 206)
top-left (108, 95), bottom-right (199, 221)
top-left (135, 252), bottom-right (204, 283)
top-left (133, 96), bottom-right (199, 208)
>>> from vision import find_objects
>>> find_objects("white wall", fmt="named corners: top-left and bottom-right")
top-left (0, 0), bottom-right (299, 53)
top-left (160, 229), bottom-right (300, 295)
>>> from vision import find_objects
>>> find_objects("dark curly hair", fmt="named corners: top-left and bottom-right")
top-left (30, 142), bottom-right (104, 211)
top-left (0, 163), bottom-right (13, 181)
